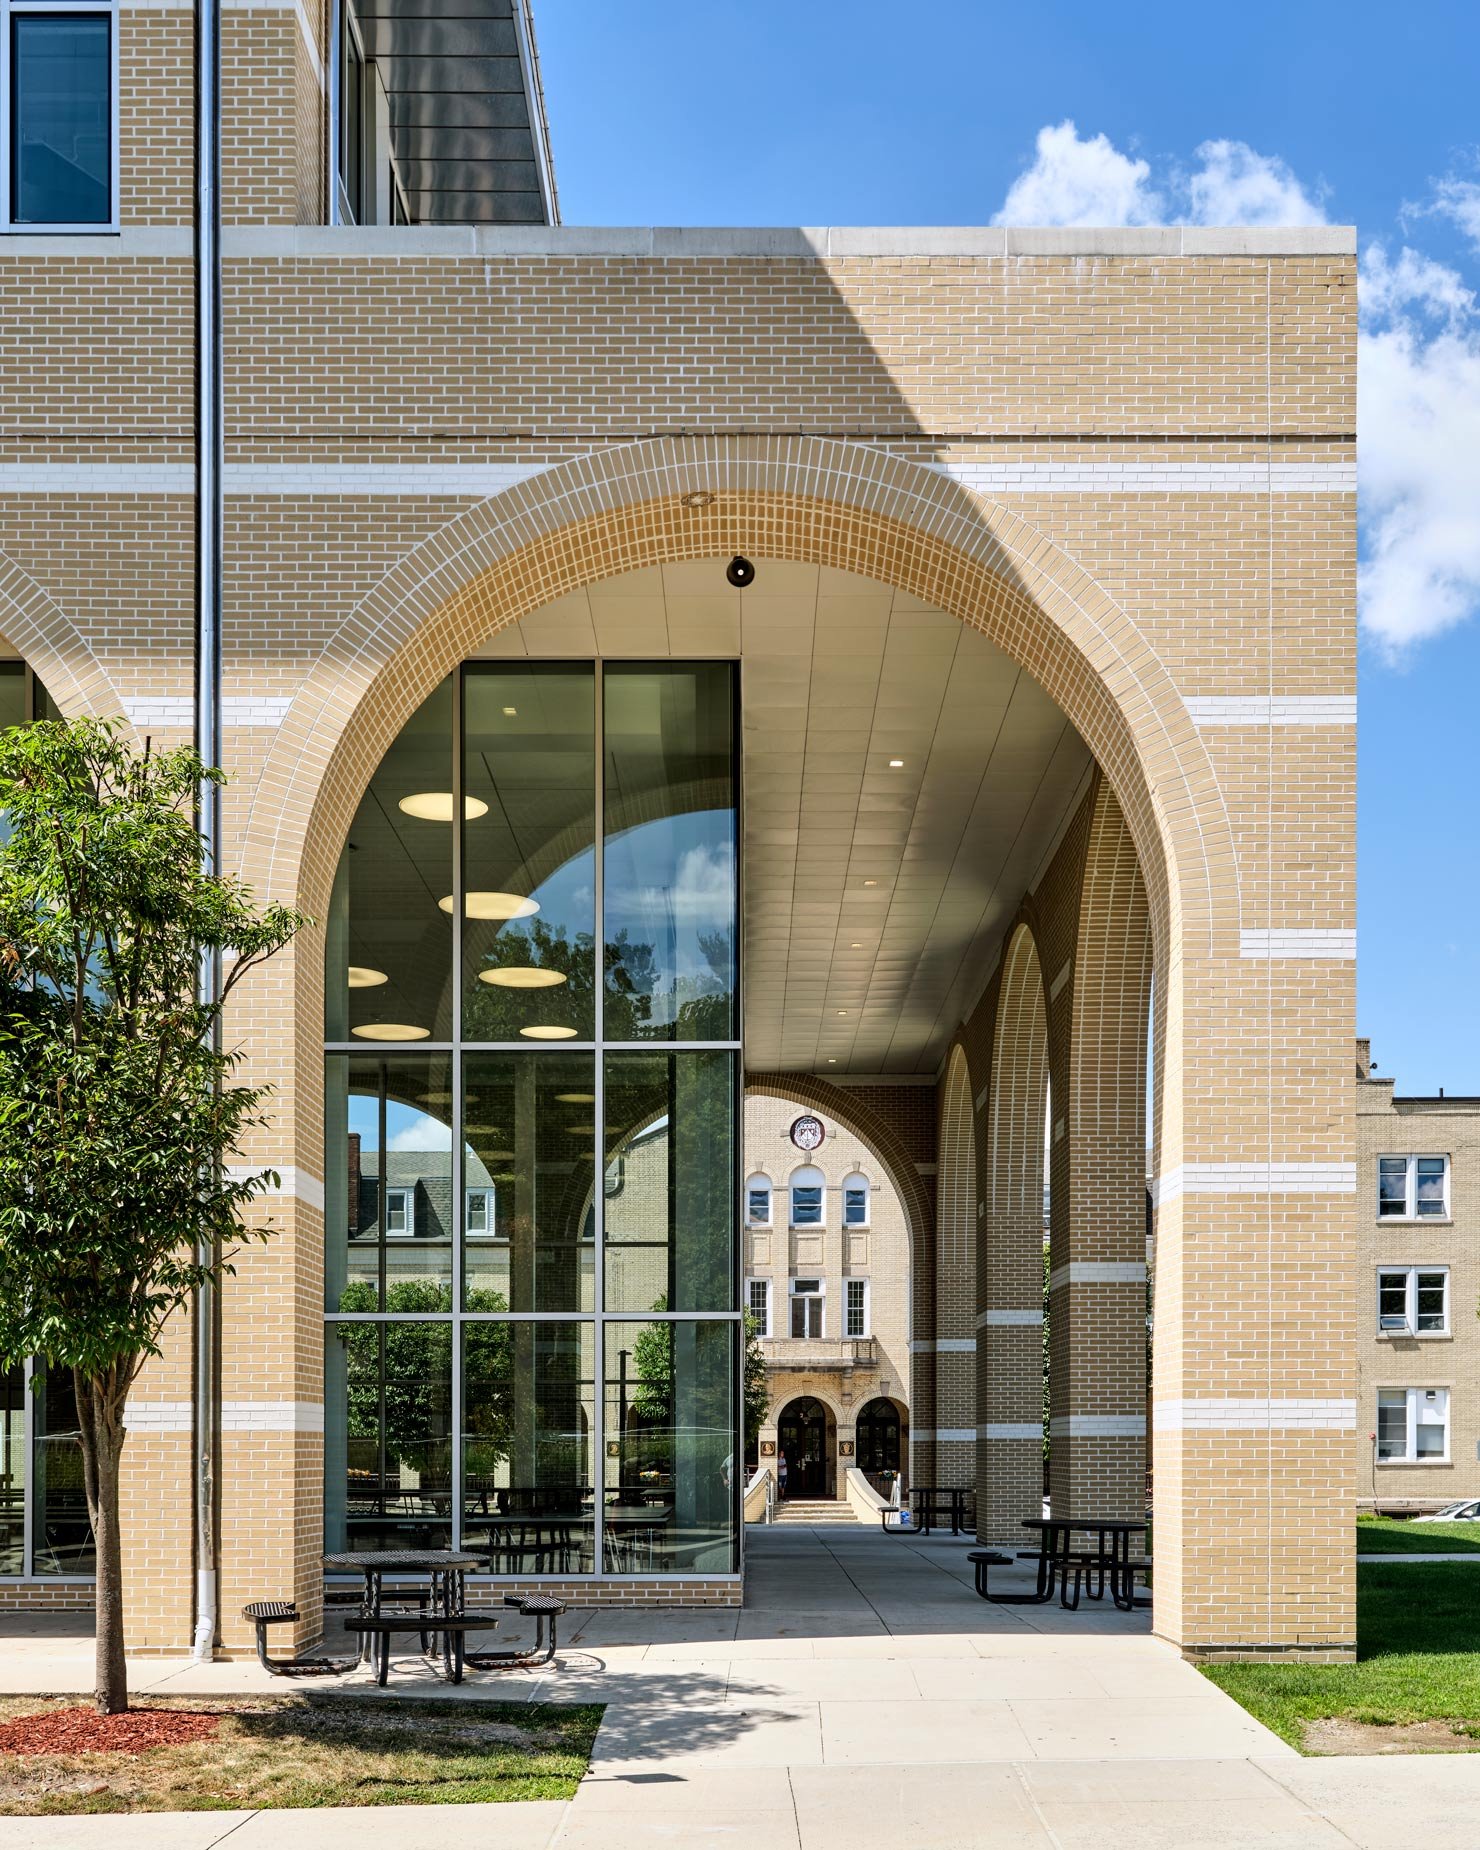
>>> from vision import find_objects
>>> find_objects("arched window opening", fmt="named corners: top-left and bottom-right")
top-left (746, 1173), bottom-right (773, 1226)
top-left (842, 1173), bottom-right (870, 1227)
top-left (789, 1165), bottom-right (825, 1228)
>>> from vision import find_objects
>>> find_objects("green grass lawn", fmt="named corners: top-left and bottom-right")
top-left (1205, 1562), bottom-right (1480, 1751)
top-left (1355, 1515), bottom-right (1480, 1555)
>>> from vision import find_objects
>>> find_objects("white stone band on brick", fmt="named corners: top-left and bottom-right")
top-left (977, 1422), bottom-right (1041, 1440)
top-left (1240, 928), bottom-right (1356, 959)
top-left (911, 1429), bottom-right (975, 1444)
top-left (1048, 1261), bottom-right (1146, 1293)
top-left (224, 462), bottom-right (551, 497)
top-left (123, 1402), bottom-right (193, 1433)
top-left (1152, 1162), bottom-right (1357, 1207)
top-left (225, 1164), bottom-right (326, 1213)
top-left (940, 460), bottom-right (1355, 496)
top-left (123, 696), bottom-right (194, 730)
top-left (1154, 1398), bottom-right (1357, 1433)
top-left (224, 696), bottom-right (294, 728)
top-left (977, 1308), bottom-right (1044, 1326)
top-left (222, 1402), bottom-right (325, 1434)
top-left (906, 1338), bottom-right (976, 1353)
top-left (0, 465), bottom-right (193, 494)
top-left (1048, 1415), bottom-right (1146, 1437)
top-left (1187, 696), bottom-right (1357, 726)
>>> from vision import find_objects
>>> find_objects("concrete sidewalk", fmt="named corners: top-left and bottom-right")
top-left (6, 1525), bottom-right (1480, 1846)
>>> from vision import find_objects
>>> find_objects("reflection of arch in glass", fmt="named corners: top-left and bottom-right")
top-left (789, 1164), bottom-right (825, 1228)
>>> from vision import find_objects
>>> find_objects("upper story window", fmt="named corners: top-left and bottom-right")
top-left (464, 1186), bottom-right (496, 1239)
top-left (790, 1166), bottom-right (824, 1228)
top-left (4, 1), bottom-right (115, 229)
top-left (1378, 1154), bottom-right (1450, 1221)
top-left (1377, 1265), bottom-right (1448, 1336)
top-left (746, 1175), bottom-right (773, 1227)
top-left (384, 1186), bottom-right (413, 1237)
top-left (789, 1276), bottom-right (824, 1338)
top-left (1376, 1386), bottom-right (1448, 1464)
top-left (746, 1276), bottom-right (771, 1336)
top-left (842, 1175), bottom-right (870, 1227)
top-left (845, 1277), bottom-right (869, 1338)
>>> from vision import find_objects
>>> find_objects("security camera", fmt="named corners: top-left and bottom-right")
top-left (726, 556), bottom-right (755, 588)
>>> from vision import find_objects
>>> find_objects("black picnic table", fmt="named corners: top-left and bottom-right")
top-left (910, 1485), bottom-right (975, 1535)
top-left (323, 1548), bottom-right (487, 1675)
top-left (979, 1517), bottom-right (1148, 1610)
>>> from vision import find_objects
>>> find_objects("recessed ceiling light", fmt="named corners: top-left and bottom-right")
top-left (347, 966), bottom-right (388, 988)
top-left (520, 1025), bottom-right (579, 1040)
top-left (863, 879), bottom-right (878, 888)
top-left (439, 892), bottom-right (540, 919)
top-left (398, 792), bottom-right (490, 822)
top-left (837, 1009), bottom-right (848, 1017)
top-left (555, 1093), bottom-right (596, 1104)
top-left (827, 1058), bottom-right (836, 1064)
top-left (567, 1122), bottom-right (596, 1133)
top-left (888, 759), bottom-right (904, 768)
top-left (351, 1022), bottom-right (430, 1042)
top-left (478, 966), bottom-right (567, 989)
top-left (502, 706), bottom-right (517, 717)
top-left (849, 942), bottom-right (863, 950)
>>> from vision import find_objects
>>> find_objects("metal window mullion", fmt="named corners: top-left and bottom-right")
top-left (1, 2), bottom-right (10, 232)
top-left (450, 669), bottom-right (464, 1551)
top-left (591, 663), bottom-right (605, 1580)
top-left (22, 1354), bottom-right (33, 1579)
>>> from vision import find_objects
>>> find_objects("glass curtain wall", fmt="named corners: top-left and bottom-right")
top-left (325, 662), bottom-right (740, 1576)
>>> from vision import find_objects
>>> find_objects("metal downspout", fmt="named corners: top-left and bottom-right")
top-left (191, 0), bottom-right (222, 1663)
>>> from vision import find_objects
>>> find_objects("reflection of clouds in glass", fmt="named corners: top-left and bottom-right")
top-left (612, 841), bottom-right (735, 924)
top-left (390, 1115), bottom-right (452, 1153)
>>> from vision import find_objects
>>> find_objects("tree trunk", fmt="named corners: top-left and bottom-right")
top-left (74, 1365), bottom-right (130, 1715)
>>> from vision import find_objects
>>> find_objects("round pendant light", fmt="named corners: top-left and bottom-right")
top-left (478, 966), bottom-right (567, 988)
top-left (347, 966), bottom-right (388, 988)
top-left (398, 792), bottom-right (490, 822)
top-left (438, 892), bottom-right (540, 920)
top-left (520, 1025), bottom-right (579, 1040)
top-left (556, 1092), bottom-right (596, 1105)
top-left (351, 1022), bottom-right (430, 1042)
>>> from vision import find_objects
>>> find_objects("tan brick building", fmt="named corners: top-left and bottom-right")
top-left (0, 0), bottom-right (1358, 1662)
top-left (1356, 1039), bottom-right (1480, 1511)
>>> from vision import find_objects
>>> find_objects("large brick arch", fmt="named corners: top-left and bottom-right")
top-left (0, 548), bottom-right (130, 730)
top-left (242, 437), bottom-right (1235, 980)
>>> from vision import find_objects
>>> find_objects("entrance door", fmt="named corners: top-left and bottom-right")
top-left (778, 1396), bottom-right (832, 1498)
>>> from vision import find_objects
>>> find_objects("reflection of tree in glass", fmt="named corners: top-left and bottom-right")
top-left (339, 1280), bottom-right (512, 1474)
top-left (602, 930), bottom-right (658, 1039)
top-left (464, 920), bottom-right (594, 1040)
top-left (606, 925), bottom-right (735, 1041)
top-left (630, 1297), bottom-right (763, 1443)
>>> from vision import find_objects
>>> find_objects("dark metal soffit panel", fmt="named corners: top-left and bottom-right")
top-left (357, 0), bottom-right (558, 225)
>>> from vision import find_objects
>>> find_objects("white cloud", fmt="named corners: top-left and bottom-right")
top-left (390, 1116), bottom-right (452, 1153)
top-left (1418, 174), bottom-right (1480, 250)
top-left (1185, 139), bottom-right (1326, 227)
top-left (993, 121), bottom-right (1163, 228)
top-left (1358, 244), bottom-right (1480, 655)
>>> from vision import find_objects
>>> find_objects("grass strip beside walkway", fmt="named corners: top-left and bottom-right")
top-left (0, 1694), bottom-right (603, 1814)
top-left (1355, 1516), bottom-right (1480, 1555)
top-left (1205, 1562), bottom-right (1480, 1751)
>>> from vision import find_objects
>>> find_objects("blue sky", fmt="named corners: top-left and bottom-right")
top-left (535, 1), bottom-right (1480, 1095)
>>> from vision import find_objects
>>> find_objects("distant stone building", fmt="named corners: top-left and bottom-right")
top-left (1356, 1039), bottom-right (1480, 1512)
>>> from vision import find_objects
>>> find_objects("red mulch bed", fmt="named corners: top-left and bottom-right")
top-left (0, 1706), bottom-right (221, 1757)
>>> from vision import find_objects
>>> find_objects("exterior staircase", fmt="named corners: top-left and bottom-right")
top-left (772, 1498), bottom-right (857, 1524)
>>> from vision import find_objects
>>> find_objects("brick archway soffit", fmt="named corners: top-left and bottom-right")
top-left (249, 438), bottom-right (1236, 958)
top-left (743, 1072), bottom-right (933, 1282)
top-left (987, 922), bottom-right (1051, 1219)
top-left (0, 551), bottom-right (130, 734)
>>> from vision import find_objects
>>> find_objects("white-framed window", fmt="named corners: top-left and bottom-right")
top-left (842, 1174), bottom-right (870, 1227)
top-left (1378, 1154), bottom-right (1450, 1220)
top-left (790, 1166), bottom-right (825, 1228)
top-left (1376, 1386), bottom-right (1449, 1463)
top-left (746, 1276), bottom-right (771, 1337)
top-left (1377, 1265), bottom-right (1449, 1336)
top-left (384, 1186), bottom-right (413, 1238)
top-left (844, 1277), bottom-right (869, 1338)
top-left (789, 1276), bottom-right (824, 1338)
top-left (1, 0), bottom-right (118, 231)
top-left (746, 1174), bottom-right (773, 1227)
top-left (464, 1186), bottom-right (497, 1239)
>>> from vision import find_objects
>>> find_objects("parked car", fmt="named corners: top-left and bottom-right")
top-left (1415, 1500), bottom-right (1480, 1522)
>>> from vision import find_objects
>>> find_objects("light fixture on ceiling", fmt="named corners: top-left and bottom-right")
top-left (478, 966), bottom-right (567, 989)
top-left (347, 966), bottom-right (388, 988)
top-left (849, 942), bottom-right (863, 950)
top-left (836, 1009), bottom-right (848, 1017)
top-left (502, 706), bottom-right (517, 717)
top-left (398, 792), bottom-right (490, 822)
top-left (827, 1058), bottom-right (837, 1064)
top-left (556, 1092), bottom-right (596, 1104)
top-left (520, 1025), bottom-right (579, 1040)
top-left (439, 892), bottom-right (540, 919)
top-left (351, 1022), bottom-right (430, 1042)
top-left (863, 879), bottom-right (878, 888)
top-left (567, 1122), bottom-right (596, 1134)
top-left (680, 490), bottom-right (715, 509)
top-left (888, 758), bottom-right (904, 768)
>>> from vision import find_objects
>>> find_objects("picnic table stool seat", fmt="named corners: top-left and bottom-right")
top-left (466, 1593), bottom-right (566, 1671)
top-left (243, 1600), bottom-right (356, 1678)
top-left (965, 1550), bottom-right (1012, 1599)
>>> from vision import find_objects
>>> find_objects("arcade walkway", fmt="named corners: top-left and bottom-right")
top-left (10, 1528), bottom-right (1480, 1845)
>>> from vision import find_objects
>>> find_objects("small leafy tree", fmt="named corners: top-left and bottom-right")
top-left (0, 720), bottom-right (301, 1713)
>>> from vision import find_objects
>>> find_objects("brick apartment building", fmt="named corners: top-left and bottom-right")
top-left (0, 0), bottom-right (1358, 1662)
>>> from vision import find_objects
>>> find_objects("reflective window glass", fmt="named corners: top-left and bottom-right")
top-left (12, 13), bottom-right (111, 226)
top-left (1377, 1271), bottom-right (1409, 1331)
top-left (325, 1321), bottom-right (453, 1552)
top-left (463, 667), bottom-right (595, 1043)
top-left (1416, 1157), bottom-right (1448, 1216)
top-left (325, 678), bottom-right (454, 1044)
top-left (1416, 1271), bottom-right (1447, 1333)
top-left (1376, 1389), bottom-right (1406, 1460)
top-left (33, 1364), bottom-right (92, 1575)
top-left (462, 1321), bottom-right (594, 1572)
top-left (0, 1363), bottom-right (22, 1575)
top-left (604, 1319), bottom-right (736, 1574)
top-left (462, 1052), bottom-right (595, 1312)
top-left (1378, 1156), bottom-right (1407, 1216)
top-left (604, 1051), bottom-right (736, 1312)
top-left (604, 663), bottom-right (736, 1041)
